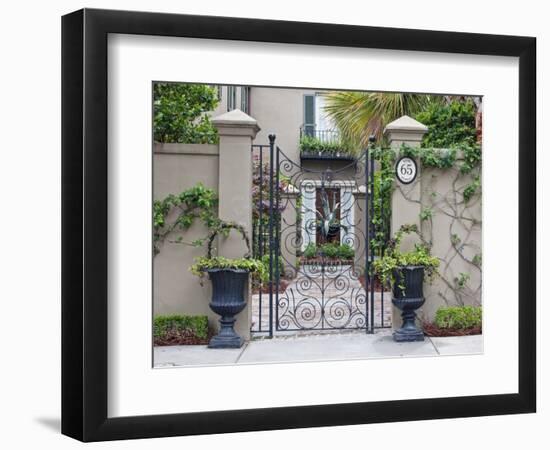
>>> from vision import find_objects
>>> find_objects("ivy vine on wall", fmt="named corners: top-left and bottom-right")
top-left (153, 183), bottom-right (219, 255)
top-left (372, 140), bottom-right (482, 307)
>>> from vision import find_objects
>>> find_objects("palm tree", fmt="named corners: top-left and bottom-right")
top-left (323, 92), bottom-right (440, 145)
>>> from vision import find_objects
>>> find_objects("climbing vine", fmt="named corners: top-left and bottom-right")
top-left (153, 183), bottom-right (218, 255)
top-left (154, 186), bottom-right (267, 283)
top-left (371, 140), bottom-right (482, 308)
top-left (190, 221), bottom-right (267, 282)
top-left (395, 142), bottom-right (482, 307)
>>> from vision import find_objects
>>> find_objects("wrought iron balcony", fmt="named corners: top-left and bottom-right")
top-left (299, 125), bottom-right (356, 161)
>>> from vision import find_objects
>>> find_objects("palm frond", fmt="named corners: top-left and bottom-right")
top-left (322, 91), bottom-right (440, 145)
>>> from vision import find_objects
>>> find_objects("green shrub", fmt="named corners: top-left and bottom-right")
top-left (261, 254), bottom-right (285, 277)
top-left (372, 224), bottom-right (439, 286)
top-left (415, 99), bottom-right (478, 148)
top-left (337, 243), bottom-right (355, 260)
top-left (302, 243), bottom-right (355, 260)
top-left (434, 306), bottom-right (482, 329)
top-left (190, 256), bottom-right (267, 282)
top-left (299, 135), bottom-right (355, 156)
top-left (153, 315), bottom-right (209, 340)
top-left (153, 83), bottom-right (219, 144)
top-left (320, 242), bottom-right (339, 258)
top-left (303, 243), bottom-right (317, 259)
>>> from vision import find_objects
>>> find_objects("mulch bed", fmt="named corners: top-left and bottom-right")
top-left (422, 322), bottom-right (482, 337)
top-left (358, 275), bottom-right (388, 293)
top-left (154, 329), bottom-right (213, 346)
top-left (252, 279), bottom-right (291, 294)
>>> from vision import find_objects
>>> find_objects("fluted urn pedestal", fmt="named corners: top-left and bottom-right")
top-left (392, 266), bottom-right (425, 342)
top-left (206, 269), bottom-right (248, 349)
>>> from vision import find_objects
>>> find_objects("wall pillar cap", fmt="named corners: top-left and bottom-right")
top-left (384, 115), bottom-right (428, 133)
top-left (383, 115), bottom-right (428, 143)
top-left (212, 109), bottom-right (260, 138)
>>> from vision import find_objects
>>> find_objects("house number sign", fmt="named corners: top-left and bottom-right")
top-left (395, 156), bottom-right (417, 184)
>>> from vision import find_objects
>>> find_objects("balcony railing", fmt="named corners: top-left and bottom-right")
top-left (299, 125), bottom-right (355, 160)
top-left (300, 125), bottom-right (341, 142)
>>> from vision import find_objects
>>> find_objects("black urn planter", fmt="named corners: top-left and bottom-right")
top-left (206, 268), bottom-right (248, 349)
top-left (392, 266), bottom-right (425, 342)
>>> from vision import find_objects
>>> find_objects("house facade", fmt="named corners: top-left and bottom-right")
top-left (212, 86), bottom-right (362, 251)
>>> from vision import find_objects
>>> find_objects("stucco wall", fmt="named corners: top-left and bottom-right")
top-left (153, 112), bottom-right (257, 343)
top-left (251, 87), bottom-right (317, 157)
top-left (392, 153), bottom-right (482, 322)
top-left (153, 143), bottom-right (220, 329)
top-left (214, 86), bottom-right (340, 163)
top-left (419, 159), bottom-right (482, 321)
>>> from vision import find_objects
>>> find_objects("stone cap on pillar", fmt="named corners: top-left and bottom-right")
top-left (212, 109), bottom-right (260, 138)
top-left (383, 115), bottom-right (428, 145)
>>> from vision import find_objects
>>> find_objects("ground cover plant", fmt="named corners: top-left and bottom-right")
top-left (153, 315), bottom-right (210, 345)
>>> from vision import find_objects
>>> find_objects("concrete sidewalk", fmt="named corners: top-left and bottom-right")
top-left (154, 331), bottom-right (483, 368)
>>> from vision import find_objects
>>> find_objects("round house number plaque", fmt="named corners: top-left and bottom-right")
top-left (395, 156), bottom-right (417, 184)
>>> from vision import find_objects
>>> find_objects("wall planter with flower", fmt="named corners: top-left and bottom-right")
top-left (372, 224), bottom-right (439, 342)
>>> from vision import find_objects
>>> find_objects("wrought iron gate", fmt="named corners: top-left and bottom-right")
top-left (252, 135), bottom-right (389, 337)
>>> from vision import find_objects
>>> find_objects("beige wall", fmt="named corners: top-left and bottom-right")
top-left (214, 85), bottom-right (318, 159)
top-left (153, 110), bottom-right (258, 342)
top-left (420, 160), bottom-right (482, 320)
top-left (251, 87), bottom-right (316, 160)
top-left (153, 143), bottom-right (220, 328)
top-left (389, 132), bottom-right (482, 322)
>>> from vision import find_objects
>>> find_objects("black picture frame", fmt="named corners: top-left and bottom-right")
top-left (62, 8), bottom-right (536, 442)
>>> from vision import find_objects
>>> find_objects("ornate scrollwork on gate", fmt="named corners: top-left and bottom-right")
top-left (272, 148), bottom-right (372, 331)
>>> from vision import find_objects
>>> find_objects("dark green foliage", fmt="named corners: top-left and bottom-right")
top-left (303, 243), bottom-right (317, 259)
top-left (302, 243), bottom-right (355, 260)
top-left (299, 135), bottom-right (355, 156)
top-left (153, 183), bottom-right (218, 254)
top-left (153, 83), bottom-right (219, 143)
top-left (460, 145), bottom-right (482, 174)
top-left (400, 145), bottom-right (458, 169)
top-left (321, 243), bottom-right (340, 258)
top-left (335, 243), bottom-right (355, 260)
top-left (370, 146), bottom-right (396, 254)
top-left (415, 99), bottom-right (478, 148)
top-left (455, 272), bottom-right (471, 290)
top-left (420, 207), bottom-right (433, 222)
top-left (413, 99), bottom-right (481, 177)
top-left (190, 221), bottom-right (267, 283)
top-left (190, 256), bottom-right (267, 281)
top-left (434, 306), bottom-right (482, 329)
top-left (421, 147), bottom-right (457, 169)
top-left (472, 253), bottom-right (482, 267)
top-left (316, 190), bottom-right (347, 238)
top-left (261, 254), bottom-right (285, 277)
top-left (463, 176), bottom-right (481, 203)
top-left (153, 315), bottom-right (209, 340)
top-left (372, 224), bottom-right (439, 287)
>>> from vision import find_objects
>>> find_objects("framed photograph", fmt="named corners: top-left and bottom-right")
top-left (62, 8), bottom-right (536, 442)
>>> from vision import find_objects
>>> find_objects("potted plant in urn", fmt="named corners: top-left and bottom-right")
top-left (372, 224), bottom-right (439, 342)
top-left (315, 189), bottom-right (348, 242)
top-left (190, 221), bottom-right (267, 348)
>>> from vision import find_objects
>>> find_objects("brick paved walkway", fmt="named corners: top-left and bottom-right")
top-left (251, 264), bottom-right (392, 335)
